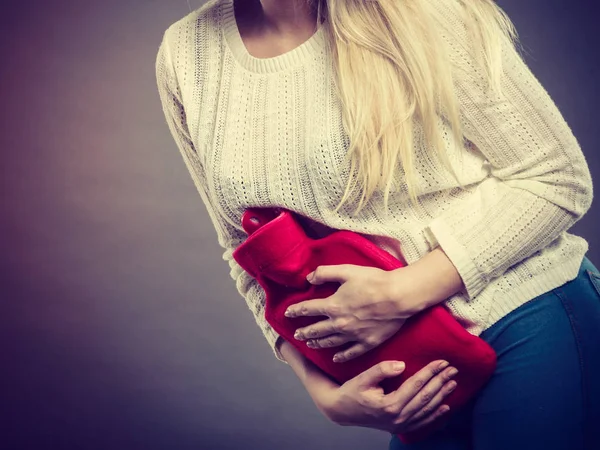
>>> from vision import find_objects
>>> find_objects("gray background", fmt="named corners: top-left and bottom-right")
top-left (1, 0), bottom-right (598, 449)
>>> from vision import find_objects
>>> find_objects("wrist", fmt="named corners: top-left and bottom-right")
top-left (311, 383), bottom-right (338, 418)
top-left (388, 247), bottom-right (465, 315)
top-left (414, 246), bottom-right (465, 305)
top-left (279, 340), bottom-right (340, 414)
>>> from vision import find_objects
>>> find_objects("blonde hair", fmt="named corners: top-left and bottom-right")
top-left (306, 0), bottom-right (521, 217)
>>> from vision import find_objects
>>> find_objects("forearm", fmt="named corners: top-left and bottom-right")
top-left (390, 246), bottom-right (466, 315)
top-left (413, 246), bottom-right (465, 307)
top-left (278, 339), bottom-right (339, 413)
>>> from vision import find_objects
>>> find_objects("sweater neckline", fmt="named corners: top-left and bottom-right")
top-left (221, 0), bottom-right (325, 74)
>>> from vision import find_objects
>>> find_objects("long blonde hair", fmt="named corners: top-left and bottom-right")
top-left (306, 0), bottom-right (521, 216)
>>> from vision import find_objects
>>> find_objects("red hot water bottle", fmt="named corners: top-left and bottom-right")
top-left (232, 207), bottom-right (496, 443)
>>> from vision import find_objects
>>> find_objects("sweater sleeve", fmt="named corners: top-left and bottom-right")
top-left (155, 29), bottom-right (287, 364)
top-left (422, 1), bottom-right (594, 301)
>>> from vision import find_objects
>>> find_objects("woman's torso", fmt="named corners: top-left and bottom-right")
top-left (163, 0), bottom-right (591, 336)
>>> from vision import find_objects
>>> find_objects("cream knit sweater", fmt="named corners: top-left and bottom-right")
top-left (155, 0), bottom-right (594, 364)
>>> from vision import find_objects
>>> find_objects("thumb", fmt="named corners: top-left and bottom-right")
top-left (357, 361), bottom-right (406, 389)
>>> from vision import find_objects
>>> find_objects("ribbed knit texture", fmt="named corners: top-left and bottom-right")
top-left (155, 0), bottom-right (593, 364)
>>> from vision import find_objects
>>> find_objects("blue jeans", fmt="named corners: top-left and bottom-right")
top-left (389, 255), bottom-right (600, 450)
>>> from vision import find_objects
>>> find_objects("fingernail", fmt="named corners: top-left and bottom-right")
top-left (393, 362), bottom-right (405, 371)
top-left (447, 381), bottom-right (457, 391)
top-left (306, 271), bottom-right (315, 281)
top-left (439, 361), bottom-right (450, 370)
top-left (448, 368), bottom-right (459, 377)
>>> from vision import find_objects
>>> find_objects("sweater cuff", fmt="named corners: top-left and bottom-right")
top-left (424, 216), bottom-right (489, 301)
top-left (273, 335), bottom-right (288, 365)
top-left (264, 328), bottom-right (288, 365)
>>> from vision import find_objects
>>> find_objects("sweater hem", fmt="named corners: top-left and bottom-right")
top-left (483, 252), bottom-right (586, 330)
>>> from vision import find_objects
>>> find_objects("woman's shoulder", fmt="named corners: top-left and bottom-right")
top-left (159, 0), bottom-right (224, 81)
top-left (161, 0), bottom-right (222, 49)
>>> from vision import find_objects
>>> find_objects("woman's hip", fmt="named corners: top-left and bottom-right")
top-left (389, 254), bottom-right (600, 449)
top-left (479, 254), bottom-right (600, 384)
top-left (472, 254), bottom-right (600, 449)
top-left (480, 255), bottom-right (600, 347)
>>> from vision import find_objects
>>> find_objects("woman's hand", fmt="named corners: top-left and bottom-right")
top-left (316, 359), bottom-right (459, 434)
top-left (285, 248), bottom-right (465, 363)
top-left (284, 264), bottom-right (428, 363)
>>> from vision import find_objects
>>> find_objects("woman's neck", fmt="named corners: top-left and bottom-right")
top-left (236, 0), bottom-right (318, 37)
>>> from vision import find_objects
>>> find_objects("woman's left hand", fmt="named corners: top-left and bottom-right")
top-left (284, 264), bottom-right (432, 363)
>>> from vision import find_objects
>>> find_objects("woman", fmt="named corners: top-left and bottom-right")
top-left (155, 0), bottom-right (599, 448)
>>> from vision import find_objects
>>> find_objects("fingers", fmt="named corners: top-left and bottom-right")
top-left (308, 264), bottom-right (355, 285)
top-left (356, 361), bottom-right (407, 389)
top-left (286, 297), bottom-right (331, 319)
top-left (333, 342), bottom-right (373, 363)
top-left (400, 366), bottom-right (458, 423)
top-left (384, 360), bottom-right (451, 411)
top-left (306, 334), bottom-right (352, 349)
top-left (399, 403), bottom-right (451, 433)
top-left (294, 319), bottom-right (338, 341)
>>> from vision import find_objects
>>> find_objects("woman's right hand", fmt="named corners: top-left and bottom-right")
top-left (317, 360), bottom-right (458, 434)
